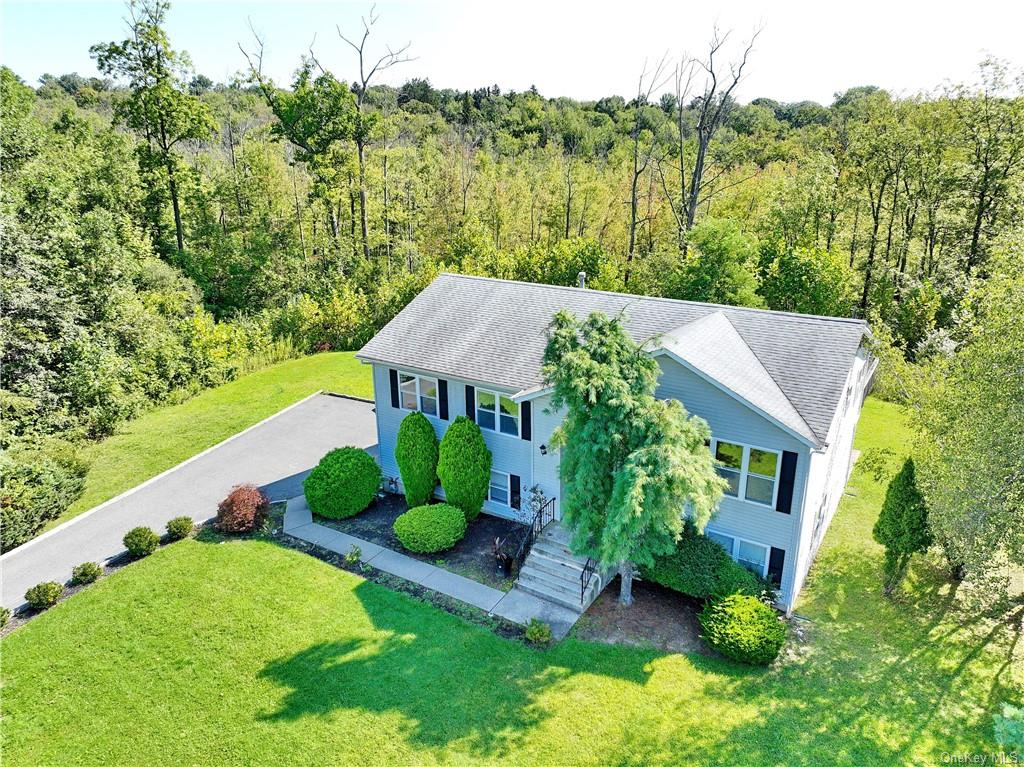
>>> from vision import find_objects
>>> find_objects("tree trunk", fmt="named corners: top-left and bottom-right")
top-left (167, 158), bottom-right (184, 255)
top-left (357, 138), bottom-right (370, 260)
top-left (618, 562), bottom-right (634, 606)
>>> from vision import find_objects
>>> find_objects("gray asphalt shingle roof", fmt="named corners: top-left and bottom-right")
top-left (357, 273), bottom-right (871, 446)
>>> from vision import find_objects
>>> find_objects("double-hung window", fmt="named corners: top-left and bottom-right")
top-left (488, 470), bottom-right (510, 506)
top-left (399, 373), bottom-right (438, 416)
top-left (711, 439), bottom-right (781, 507)
top-left (476, 389), bottom-right (519, 436)
top-left (706, 531), bottom-right (770, 578)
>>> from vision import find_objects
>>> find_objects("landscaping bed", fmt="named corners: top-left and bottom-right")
top-left (317, 492), bottom-right (528, 591)
top-left (573, 577), bottom-right (709, 655)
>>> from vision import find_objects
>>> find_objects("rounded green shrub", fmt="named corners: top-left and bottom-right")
top-left (525, 618), bottom-right (553, 646)
top-left (165, 515), bottom-right (194, 541)
top-left (395, 411), bottom-right (439, 507)
top-left (25, 581), bottom-right (63, 610)
top-left (123, 526), bottom-right (160, 558)
top-left (304, 447), bottom-right (381, 520)
top-left (699, 594), bottom-right (786, 665)
top-left (71, 561), bottom-right (103, 585)
top-left (641, 522), bottom-right (764, 599)
top-left (393, 503), bottom-right (467, 553)
top-left (436, 416), bottom-right (491, 522)
top-left (0, 606), bottom-right (10, 629)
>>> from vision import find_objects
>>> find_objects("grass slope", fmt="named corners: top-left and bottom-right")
top-left (4, 399), bottom-right (1020, 766)
top-left (58, 352), bottom-right (372, 528)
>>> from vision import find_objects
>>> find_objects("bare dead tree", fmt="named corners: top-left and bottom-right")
top-left (657, 27), bottom-right (760, 256)
top-left (625, 53), bottom-right (671, 286)
top-left (338, 5), bottom-right (413, 260)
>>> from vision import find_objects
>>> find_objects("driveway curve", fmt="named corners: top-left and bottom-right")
top-left (1, 393), bottom-right (377, 609)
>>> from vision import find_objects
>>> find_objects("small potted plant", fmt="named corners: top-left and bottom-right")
top-left (493, 537), bottom-right (513, 576)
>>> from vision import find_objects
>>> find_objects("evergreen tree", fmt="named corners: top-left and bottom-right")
top-left (543, 310), bottom-right (726, 605)
top-left (872, 458), bottom-right (932, 595)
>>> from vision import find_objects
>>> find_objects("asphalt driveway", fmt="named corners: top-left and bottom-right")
top-left (1, 393), bottom-right (377, 609)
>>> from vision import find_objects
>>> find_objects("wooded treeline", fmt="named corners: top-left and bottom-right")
top-left (2, 0), bottom-right (1023, 556)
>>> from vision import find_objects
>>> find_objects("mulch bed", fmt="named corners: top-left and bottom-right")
top-left (317, 492), bottom-right (529, 591)
top-left (572, 577), bottom-right (709, 655)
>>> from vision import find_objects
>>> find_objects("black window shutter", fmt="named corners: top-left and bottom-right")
top-left (776, 451), bottom-right (798, 514)
top-left (510, 474), bottom-right (521, 510)
top-left (520, 401), bottom-right (532, 441)
top-left (389, 369), bottom-right (399, 409)
top-left (438, 379), bottom-right (449, 420)
top-left (465, 385), bottom-right (475, 421)
top-left (768, 547), bottom-right (786, 587)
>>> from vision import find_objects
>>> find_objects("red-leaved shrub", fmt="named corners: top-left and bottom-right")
top-left (216, 484), bottom-right (269, 533)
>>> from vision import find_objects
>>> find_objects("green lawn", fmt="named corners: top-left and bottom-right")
top-left (4, 398), bottom-right (1020, 766)
top-left (57, 352), bottom-right (372, 529)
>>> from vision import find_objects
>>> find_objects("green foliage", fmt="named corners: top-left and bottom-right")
top-left (165, 516), bottom-right (194, 541)
top-left (872, 458), bottom-right (932, 593)
top-left (759, 244), bottom-right (855, 316)
top-left (216, 484), bottom-right (269, 533)
top-left (670, 219), bottom-right (761, 307)
top-left (524, 618), bottom-right (553, 646)
top-left (436, 416), bottom-right (491, 522)
top-left (123, 526), bottom-right (160, 558)
top-left (0, 605), bottom-right (10, 629)
top-left (303, 447), bottom-right (381, 520)
top-left (0, 438), bottom-right (88, 552)
top-left (395, 411), bottom-right (439, 507)
top-left (642, 522), bottom-right (764, 599)
top-left (392, 503), bottom-right (467, 553)
top-left (344, 545), bottom-right (362, 566)
top-left (71, 561), bottom-right (103, 585)
top-left (543, 311), bottom-right (726, 586)
top-left (994, 703), bottom-right (1024, 751)
top-left (24, 581), bottom-right (63, 610)
top-left (699, 594), bottom-right (787, 665)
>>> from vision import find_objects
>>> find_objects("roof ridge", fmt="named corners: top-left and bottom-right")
top-left (437, 272), bottom-right (871, 327)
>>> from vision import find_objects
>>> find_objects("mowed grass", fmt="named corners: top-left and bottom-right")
top-left (4, 399), bottom-right (1021, 766)
top-left (57, 352), bottom-right (372, 528)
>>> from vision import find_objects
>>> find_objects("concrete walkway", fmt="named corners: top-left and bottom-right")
top-left (1, 394), bottom-right (377, 610)
top-left (283, 496), bottom-right (582, 639)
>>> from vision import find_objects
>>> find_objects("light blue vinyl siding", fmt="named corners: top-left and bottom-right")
top-left (654, 357), bottom-right (811, 607)
top-left (370, 363), bottom-right (532, 520)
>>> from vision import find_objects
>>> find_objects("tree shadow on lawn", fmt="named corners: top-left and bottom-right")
top-left (256, 579), bottom-right (680, 760)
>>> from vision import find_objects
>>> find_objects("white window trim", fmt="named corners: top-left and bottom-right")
top-left (706, 530), bottom-right (771, 578)
top-left (397, 371), bottom-right (439, 417)
top-left (488, 469), bottom-right (511, 507)
top-left (475, 388), bottom-right (520, 438)
top-left (711, 438), bottom-right (782, 509)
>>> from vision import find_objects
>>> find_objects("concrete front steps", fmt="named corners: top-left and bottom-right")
top-left (515, 522), bottom-right (608, 612)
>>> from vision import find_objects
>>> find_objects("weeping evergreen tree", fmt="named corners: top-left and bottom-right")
top-left (872, 457), bottom-right (932, 595)
top-left (543, 310), bottom-right (726, 605)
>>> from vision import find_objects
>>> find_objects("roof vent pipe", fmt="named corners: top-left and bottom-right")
top-left (577, 271), bottom-right (586, 289)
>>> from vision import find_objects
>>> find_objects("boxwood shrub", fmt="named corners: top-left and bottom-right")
top-left (123, 526), bottom-right (160, 558)
top-left (71, 561), bottom-right (103, 585)
top-left (393, 503), bottom-right (467, 553)
top-left (0, 606), bottom-right (10, 629)
top-left (165, 515), bottom-right (194, 541)
top-left (395, 411), bottom-right (439, 507)
top-left (641, 521), bottom-right (764, 599)
top-left (699, 593), bottom-right (787, 665)
top-left (436, 416), bottom-right (491, 522)
top-left (304, 447), bottom-right (381, 520)
top-left (25, 581), bottom-right (63, 610)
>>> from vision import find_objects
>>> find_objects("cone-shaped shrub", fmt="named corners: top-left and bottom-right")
top-left (395, 411), bottom-right (439, 507)
top-left (304, 447), bottom-right (381, 520)
top-left (437, 416), bottom-right (491, 522)
top-left (872, 457), bottom-right (932, 594)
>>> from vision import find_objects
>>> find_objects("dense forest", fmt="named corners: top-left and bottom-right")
top-left (2, 1), bottom-right (1022, 572)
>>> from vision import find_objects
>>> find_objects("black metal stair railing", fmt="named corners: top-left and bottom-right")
top-left (580, 557), bottom-right (597, 604)
top-left (511, 496), bottom-right (556, 574)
